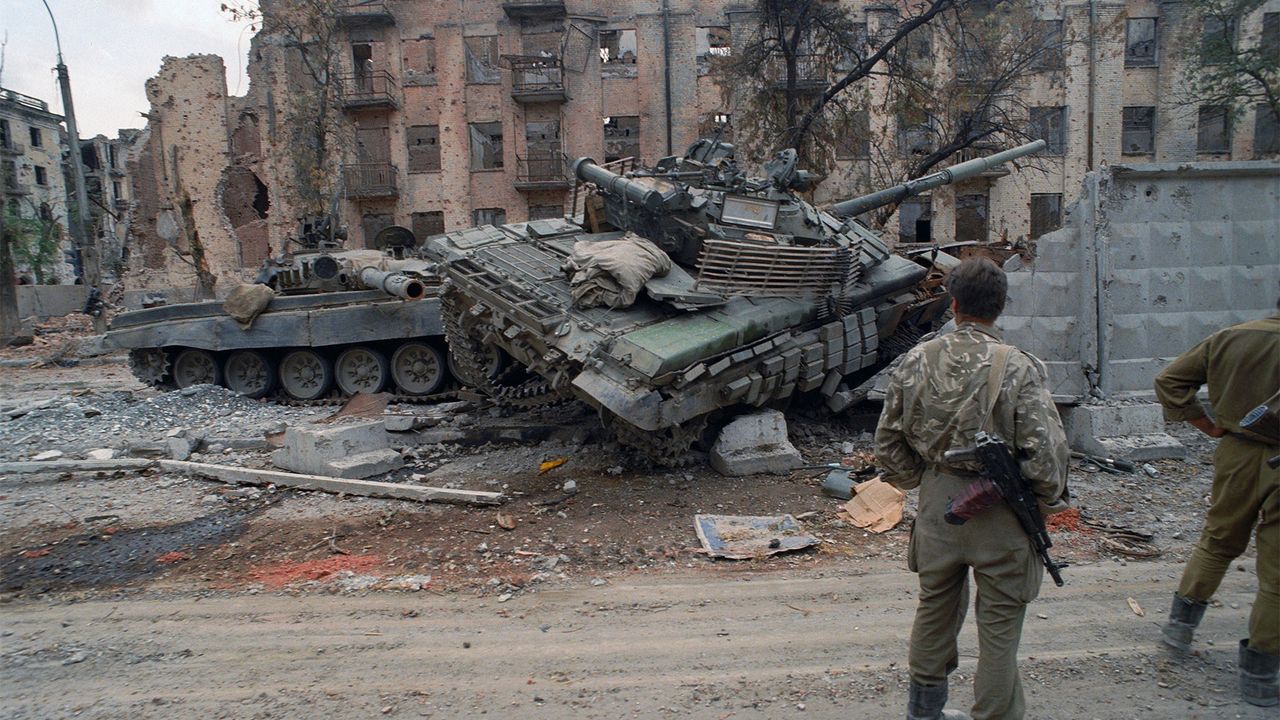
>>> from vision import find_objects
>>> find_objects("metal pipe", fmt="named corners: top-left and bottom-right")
top-left (831, 140), bottom-right (1047, 218)
top-left (661, 0), bottom-right (673, 155)
top-left (359, 267), bottom-right (427, 300)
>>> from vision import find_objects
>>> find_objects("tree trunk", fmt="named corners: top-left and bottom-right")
top-left (0, 189), bottom-right (20, 346)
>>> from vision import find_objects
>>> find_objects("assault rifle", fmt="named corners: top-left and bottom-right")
top-left (943, 431), bottom-right (1066, 587)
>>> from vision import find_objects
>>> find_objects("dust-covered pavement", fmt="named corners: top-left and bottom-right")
top-left (0, 355), bottom-right (1272, 718)
top-left (2, 560), bottom-right (1272, 719)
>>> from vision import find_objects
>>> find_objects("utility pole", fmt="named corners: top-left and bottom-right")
top-left (0, 162), bottom-right (18, 345)
top-left (41, 0), bottom-right (103, 331)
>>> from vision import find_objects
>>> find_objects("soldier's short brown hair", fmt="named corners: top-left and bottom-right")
top-left (947, 257), bottom-right (1007, 321)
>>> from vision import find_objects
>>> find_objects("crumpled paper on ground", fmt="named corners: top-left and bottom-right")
top-left (839, 476), bottom-right (906, 533)
top-left (223, 283), bottom-right (276, 330)
top-left (694, 514), bottom-right (818, 559)
top-left (566, 233), bottom-right (672, 309)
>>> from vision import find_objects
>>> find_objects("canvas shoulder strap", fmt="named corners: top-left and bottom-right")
top-left (979, 344), bottom-right (1014, 434)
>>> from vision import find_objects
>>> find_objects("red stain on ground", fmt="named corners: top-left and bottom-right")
top-left (1047, 507), bottom-right (1084, 533)
top-left (19, 548), bottom-right (51, 558)
top-left (246, 555), bottom-right (382, 589)
top-left (156, 551), bottom-right (190, 564)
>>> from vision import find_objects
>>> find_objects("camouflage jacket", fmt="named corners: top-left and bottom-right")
top-left (875, 322), bottom-right (1070, 513)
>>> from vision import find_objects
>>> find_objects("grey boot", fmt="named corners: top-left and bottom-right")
top-left (907, 681), bottom-right (971, 720)
top-left (1239, 639), bottom-right (1280, 707)
top-left (1160, 594), bottom-right (1207, 653)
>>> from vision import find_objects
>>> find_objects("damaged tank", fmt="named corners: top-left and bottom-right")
top-left (104, 222), bottom-right (473, 401)
top-left (422, 139), bottom-right (1046, 464)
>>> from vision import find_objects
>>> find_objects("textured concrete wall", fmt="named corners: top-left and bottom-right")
top-left (15, 285), bottom-right (89, 319)
top-left (1002, 161), bottom-right (1280, 401)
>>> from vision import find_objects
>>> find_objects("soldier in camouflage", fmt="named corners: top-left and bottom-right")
top-left (876, 257), bottom-right (1070, 720)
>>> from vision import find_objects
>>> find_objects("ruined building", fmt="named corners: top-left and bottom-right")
top-left (126, 0), bottom-right (1280, 299)
top-left (1, 87), bottom-right (76, 285)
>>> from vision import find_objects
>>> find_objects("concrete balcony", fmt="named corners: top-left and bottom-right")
top-left (765, 55), bottom-right (828, 92)
top-left (336, 2), bottom-right (395, 27)
top-left (508, 55), bottom-right (567, 103)
top-left (343, 162), bottom-right (399, 199)
top-left (0, 140), bottom-right (23, 156)
top-left (501, 0), bottom-right (566, 20)
top-left (514, 152), bottom-right (570, 191)
top-left (338, 71), bottom-right (399, 112)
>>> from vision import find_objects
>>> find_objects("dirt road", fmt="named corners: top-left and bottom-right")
top-left (2, 560), bottom-right (1269, 719)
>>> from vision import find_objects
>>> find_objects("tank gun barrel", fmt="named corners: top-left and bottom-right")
top-left (830, 140), bottom-right (1047, 218)
top-left (359, 267), bottom-right (427, 300)
top-left (572, 157), bottom-right (681, 212)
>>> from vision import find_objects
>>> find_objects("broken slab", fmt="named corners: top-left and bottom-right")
top-left (710, 409), bottom-right (803, 476)
top-left (694, 514), bottom-right (817, 559)
top-left (0, 459), bottom-right (157, 476)
top-left (271, 420), bottom-right (402, 478)
top-left (158, 460), bottom-right (502, 506)
top-left (1062, 403), bottom-right (1185, 461)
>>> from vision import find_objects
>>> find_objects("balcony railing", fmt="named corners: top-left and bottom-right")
top-left (343, 162), bottom-right (399, 199)
top-left (336, 2), bottom-right (395, 26)
top-left (338, 71), bottom-right (399, 111)
top-left (502, 0), bottom-right (566, 20)
top-left (766, 55), bottom-right (828, 91)
top-left (508, 55), bottom-right (567, 103)
top-left (0, 87), bottom-right (51, 113)
top-left (515, 152), bottom-right (569, 190)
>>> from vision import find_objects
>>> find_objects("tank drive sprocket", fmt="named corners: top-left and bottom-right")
top-left (604, 411), bottom-right (709, 468)
top-left (128, 348), bottom-right (171, 387)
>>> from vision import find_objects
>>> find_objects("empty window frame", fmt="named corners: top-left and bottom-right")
top-left (696, 27), bottom-right (731, 58)
top-left (29, 127), bottom-right (43, 148)
top-left (1197, 106), bottom-right (1231, 153)
top-left (1030, 106), bottom-right (1067, 155)
top-left (599, 29), bottom-right (637, 64)
top-left (1254, 105), bottom-right (1279, 156)
top-left (472, 208), bottom-right (507, 226)
top-left (406, 125), bottom-right (441, 172)
top-left (1124, 18), bottom-right (1158, 67)
top-left (835, 110), bottom-right (871, 160)
top-left (469, 122), bottom-right (504, 170)
top-left (464, 36), bottom-right (500, 84)
top-left (402, 37), bottom-right (437, 85)
top-left (1121, 107), bottom-right (1155, 155)
top-left (411, 211), bottom-right (446, 241)
top-left (1030, 193), bottom-right (1063, 240)
top-left (1201, 15), bottom-right (1235, 59)
top-left (33, 165), bottom-right (47, 186)
top-left (954, 193), bottom-right (989, 245)
top-left (603, 116), bottom-right (640, 162)
top-left (1033, 19), bottom-right (1065, 71)
top-left (699, 112), bottom-right (733, 142)
top-left (898, 196), bottom-right (932, 244)
top-left (1264, 13), bottom-right (1279, 58)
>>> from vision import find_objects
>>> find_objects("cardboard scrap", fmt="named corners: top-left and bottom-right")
top-left (839, 476), bottom-right (905, 533)
top-left (694, 514), bottom-right (818, 560)
top-left (1127, 597), bottom-right (1145, 617)
top-left (315, 392), bottom-right (391, 424)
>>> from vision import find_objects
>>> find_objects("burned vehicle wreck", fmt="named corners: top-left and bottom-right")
top-left (423, 139), bottom-right (1046, 464)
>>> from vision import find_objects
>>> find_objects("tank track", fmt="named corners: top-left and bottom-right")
top-left (605, 412), bottom-right (708, 467)
top-left (441, 292), bottom-right (566, 411)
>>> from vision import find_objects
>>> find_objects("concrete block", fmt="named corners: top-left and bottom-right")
top-left (324, 449), bottom-right (404, 479)
top-left (710, 410), bottom-right (803, 477)
top-left (167, 436), bottom-right (195, 461)
top-left (1062, 403), bottom-right (1185, 460)
top-left (272, 420), bottom-right (392, 476)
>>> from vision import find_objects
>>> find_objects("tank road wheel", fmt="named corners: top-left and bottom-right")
top-left (172, 349), bottom-right (222, 389)
top-left (390, 342), bottom-right (446, 396)
top-left (334, 346), bottom-right (390, 396)
top-left (278, 349), bottom-right (334, 401)
top-left (223, 350), bottom-right (277, 399)
top-left (446, 343), bottom-right (505, 388)
top-left (128, 348), bottom-right (171, 387)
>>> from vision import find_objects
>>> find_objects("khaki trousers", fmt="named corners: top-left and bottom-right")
top-left (908, 470), bottom-right (1044, 720)
top-left (1178, 434), bottom-right (1280, 654)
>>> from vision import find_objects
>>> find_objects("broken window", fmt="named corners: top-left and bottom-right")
top-left (469, 122), bottom-right (504, 170)
top-left (472, 208), bottom-right (506, 226)
top-left (897, 112), bottom-right (936, 157)
top-left (898, 196), bottom-right (932, 244)
top-left (464, 36), bottom-right (500, 84)
top-left (38, 202), bottom-right (53, 222)
top-left (696, 27), bottom-right (731, 58)
top-left (0, 119), bottom-right (10, 149)
top-left (1201, 15), bottom-right (1234, 59)
top-left (1030, 194), bottom-right (1063, 240)
top-left (112, 180), bottom-right (122, 199)
top-left (355, 118), bottom-right (391, 164)
top-left (1033, 19), bottom-right (1065, 71)
top-left (2, 161), bottom-right (17, 193)
top-left (1030, 106), bottom-right (1066, 155)
top-left (1124, 18), bottom-right (1158, 67)
top-left (402, 37), bottom-right (437, 85)
top-left (955, 193), bottom-right (989, 244)
top-left (29, 127), bottom-right (42, 148)
top-left (1197, 105), bottom-right (1231, 153)
top-left (603, 116), bottom-right (640, 162)
top-left (352, 43), bottom-right (374, 77)
top-left (699, 112), bottom-right (733, 142)
top-left (835, 110), bottom-right (870, 160)
top-left (1121, 107), bottom-right (1155, 155)
top-left (525, 118), bottom-right (561, 156)
top-left (1264, 13), bottom-right (1279, 58)
top-left (599, 29), bottom-right (637, 64)
top-left (361, 213), bottom-right (394, 247)
top-left (411, 211), bottom-right (446, 241)
top-left (528, 204), bottom-right (563, 221)
top-left (33, 165), bottom-right (47, 186)
top-left (1254, 105), bottom-right (1279, 156)
top-left (406, 125), bottom-right (441, 173)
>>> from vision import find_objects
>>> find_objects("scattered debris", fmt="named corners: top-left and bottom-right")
top-left (838, 478), bottom-right (905, 533)
top-left (538, 457), bottom-right (568, 474)
top-left (315, 392), bottom-right (391, 424)
top-left (561, 479), bottom-right (577, 494)
top-left (271, 420), bottom-right (403, 479)
top-left (31, 450), bottom-right (65, 462)
top-left (1127, 597), bottom-right (1145, 617)
top-left (1071, 451), bottom-right (1136, 474)
top-left (821, 469), bottom-right (855, 500)
top-left (247, 555), bottom-right (382, 589)
top-left (496, 511), bottom-right (517, 530)
top-left (694, 514), bottom-right (818, 559)
top-left (1046, 507), bottom-right (1084, 532)
top-left (709, 410), bottom-right (803, 477)
top-left (0, 458), bottom-right (157, 475)
top-left (85, 448), bottom-right (115, 461)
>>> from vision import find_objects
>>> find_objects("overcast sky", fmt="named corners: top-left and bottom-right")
top-left (1, 0), bottom-right (256, 138)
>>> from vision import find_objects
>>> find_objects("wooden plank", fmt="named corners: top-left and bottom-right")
top-left (157, 460), bottom-right (504, 506)
top-left (0, 459), bottom-right (158, 476)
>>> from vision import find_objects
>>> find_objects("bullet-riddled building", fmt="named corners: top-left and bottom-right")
top-left (1, 87), bottom-right (77, 284)
top-left (129, 0), bottom-right (1280, 295)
